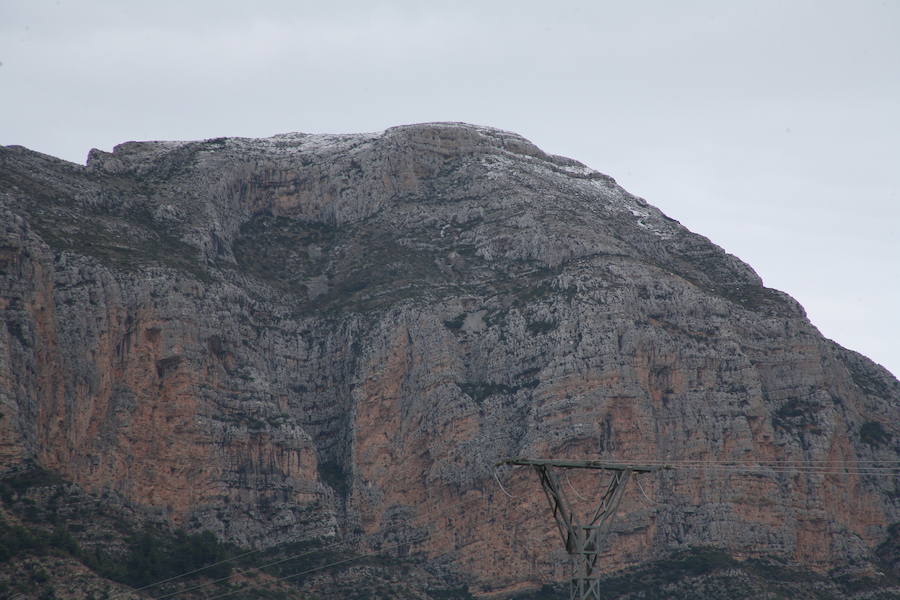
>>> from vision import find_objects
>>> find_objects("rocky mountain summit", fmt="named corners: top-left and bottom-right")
top-left (1, 122), bottom-right (898, 598)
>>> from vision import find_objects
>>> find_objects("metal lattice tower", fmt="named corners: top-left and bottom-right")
top-left (499, 458), bottom-right (665, 600)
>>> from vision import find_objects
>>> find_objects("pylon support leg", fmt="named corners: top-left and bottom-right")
top-left (518, 461), bottom-right (643, 600)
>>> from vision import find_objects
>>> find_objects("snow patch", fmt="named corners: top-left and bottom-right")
top-left (555, 162), bottom-right (599, 177)
top-left (223, 131), bottom-right (380, 158)
top-left (623, 199), bottom-right (673, 238)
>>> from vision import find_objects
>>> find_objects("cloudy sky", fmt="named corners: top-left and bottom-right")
top-left (2, 0), bottom-right (898, 376)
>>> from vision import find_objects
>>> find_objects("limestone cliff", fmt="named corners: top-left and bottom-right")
top-left (1, 123), bottom-right (897, 596)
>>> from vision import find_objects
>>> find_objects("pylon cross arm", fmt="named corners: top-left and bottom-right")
top-left (499, 458), bottom-right (665, 472)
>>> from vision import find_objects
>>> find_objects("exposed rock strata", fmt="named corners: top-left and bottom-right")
top-left (1, 123), bottom-right (897, 595)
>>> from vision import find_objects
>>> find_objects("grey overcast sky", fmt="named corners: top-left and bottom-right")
top-left (1, 0), bottom-right (898, 376)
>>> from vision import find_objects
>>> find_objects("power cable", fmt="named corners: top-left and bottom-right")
top-left (150, 538), bottom-right (352, 600)
top-left (151, 490), bottom-right (491, 600)
top-left (598, 458), bottom-right (900, 465)
top-left (550, 459), bottom-right (900, 477)
top-left (201, 534), bottom-right (431, 600)
top-left (634, 476), bottom-right (657, 506)
top-left (134, 546), bottom-right (263, 593)
top-left (493, 467), bottom-right (516, 499)
top-left (33, 455), bottom-right (898, 599)
top-left (564, 470), bottom-right (590, 503)
top-left (673, 466), bottom-right (897, 476)
top-left (620, 459), bottom-right (898, 469)
top-left (190, 491), bottom-right (499, 599)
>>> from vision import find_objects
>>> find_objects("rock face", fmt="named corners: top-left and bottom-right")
top-left (1, 123), bottom-right (898, 595)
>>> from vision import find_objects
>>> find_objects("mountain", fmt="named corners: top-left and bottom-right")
top-left (1, 122), bottom-right (897, 599)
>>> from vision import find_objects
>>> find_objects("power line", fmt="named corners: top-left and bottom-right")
top-left (665, 467), bottom-right (897, 476)
top-left (634, 477), bottom-right (657, 505)
top-left (187, 492), bottom-right (496, 600)
top-left (4, 472), bottom-right (489, 600)
top-left (14, 454), bottom-right (895, 600)
top-left (134, 546), bottom-right (264, 593)
top-left (150, 538), bottom-right (352, 600)
top-left (101, 537), bottom-right (350, 600)
top-left (150, 492), bottom-right (490, 600)
top-left (548, 459), bottom-right (900, 475)
top-left (201, 534), bottom-right (431, 600)
top-left (565, 470), bottom-right (594, 503)
top-left (596, 458), bottom-right (900, 469)
top-left (493, 467), bottom-right (516, 498)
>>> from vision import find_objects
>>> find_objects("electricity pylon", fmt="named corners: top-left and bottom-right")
top-left (498, 458), bottom-right (666, 600)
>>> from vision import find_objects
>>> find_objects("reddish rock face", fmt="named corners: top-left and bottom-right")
top-left (1, 123), bottom-right (897, 593)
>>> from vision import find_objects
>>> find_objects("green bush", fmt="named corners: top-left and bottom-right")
top-left (0, 520), bottom-right (43, 560)
top-left (101, 528), bottom-right (234, 587)
top-left (860, 421), bottom-right (891, 448)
